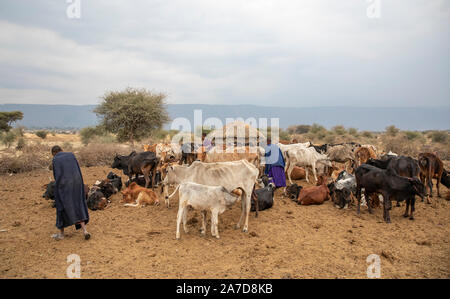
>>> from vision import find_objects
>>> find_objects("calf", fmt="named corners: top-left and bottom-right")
top-left (43, 181), bottom-right (89, 208)
top-left (288, 166), bottom-right (306, 180)
top-left (418, 153), bottom-right (444, 200)
top-left (286, 183), bottom-right (303, 200)
top-left (251, 183), bottom-right (275, 212)
top-left (355, 164), bottom-right (426, 223)
top-left (106, 172), bottom-right (123, 192)
top-left (169, 182), bottom-right (243, 239)
top-left (296, 175), bottom-right (331, 205)
top-left (355, 146), bottom-right (377, 167)
top-left (86, 187), bottom-right (108, 211)
top-left (121, 182), bottom-right (159, 207)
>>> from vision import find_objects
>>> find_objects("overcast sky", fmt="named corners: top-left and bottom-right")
top-left (0, 0), bottom-right (449, 107)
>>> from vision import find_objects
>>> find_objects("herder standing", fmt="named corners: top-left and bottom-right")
top-left (51, 145), bottom-right (90, 240)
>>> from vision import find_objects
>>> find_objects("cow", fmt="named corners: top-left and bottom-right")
top-left (330, 171), bottom-right (356, 209)
top-left (355, 164), bottom-right (426, 223)
top-left (326, 145), bottom-right (356, 173)
top-left (251, 182), bottom-right (275, 212)
top-left (156, 143), bottom-right (182, 163)
top-left (418, 153), bottom-right (444, 200)
top-left (106, 172), bottom-right (122, 192)
top-left (180, 143), bottom-right (198, 165)
top-left (162, 160), bottom-right (259, 233)
top-left (169, 182), bottom-right (244, 239)
top-left (367, 155), bottom-right (422, 206)
top-left (355, 146), bottom-right (377, 167)
top-left (43, 181), bottom-right (89, 208)
top-left (288, 166), bottom-right (306, 180)
top-left (296, 175), bottom-right (331, 205)
top-left (111, 151), bottom-right (160, 189)
top-left (86, 184), bottom-right (110, 211)
top-left (143, 144), bottom-right (157, 152)
top-left (202, 146), bottom-right (262, 169)
top-left (285, 147), bottom-right (332, 184)
top-left (277, 142), bottom-right (311, 170)
top-left (121, 182), bottom-right (159, 207)
top-left (286, 183), bottom-right (303, 200)
top-left (441, 169), bottom-right (450, 188)
top-left (309, 143), bottom-right (328, 154)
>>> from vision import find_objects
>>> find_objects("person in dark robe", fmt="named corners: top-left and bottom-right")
top-left (263, 138), bottom-right (286, 188)
top-left (51, 145), bottom-right (90, 240)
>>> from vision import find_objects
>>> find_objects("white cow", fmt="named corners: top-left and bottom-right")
top-left (162, 160), bottom-right (259, 233)
top-left (169, 182), bottom-right (243, 239)
top-left (285, 147), bottom-right (332, 184)
top-left (277, 142), bottom-right (311, 170)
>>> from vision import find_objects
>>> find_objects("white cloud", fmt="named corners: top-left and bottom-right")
top-left (0, 0), bottom-right (448, 106)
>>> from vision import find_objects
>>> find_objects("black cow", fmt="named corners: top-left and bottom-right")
top-left (86, 188), bottom-right (108, 211)
top-left (286, 183), bottom-right (303, 201)
top-left (310, 143), bottom-right (328, 154)
top-left (106, 172), bottom-right (122, 192)
top-left (441, 169), bottom-right (450, 188)
top-left (355, 164), bottom-right (426, 223)
top-left (112, 151), bottom-right (160, 189)
top-left (367, 156), bottom-right (420, 178)
top-left (180, 143), bottom-right (197, 165)
top-left (251, 183), bottom-right (275, 212)
top-left (43, 181), bottom-right (89, 208)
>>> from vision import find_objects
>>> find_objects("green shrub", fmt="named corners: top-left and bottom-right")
top-left (35, 130), bottom-right (48, 139)
top-left (385, 125), bottom-right (399, 137)
top-left (404, 131), bottom-right (421, 141)
top-left (310, 123), bottom-right (326, 134)
top-left (79, 126), bottom-right (107, 145)
top-left (429, 131), bottom-right (448, 143)
top-left (332, 125), bottom-right (346, 136)
top-left (361, 131), bottom-right (373, 138)
top-left (348, 128), bottom-right (358, 137)
top-left (1, 131), bottom-right (17, 147)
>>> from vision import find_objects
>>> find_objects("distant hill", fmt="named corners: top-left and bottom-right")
top-left (0, 104), bottom-right (448, 131)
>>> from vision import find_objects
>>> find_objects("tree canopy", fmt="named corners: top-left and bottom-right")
top-left (0, 111), bottom-right (23, 132)
top-left (94, 88), bottom-right (170, 143)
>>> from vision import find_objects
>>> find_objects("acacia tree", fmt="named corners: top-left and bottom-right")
top-left (94, 88), bottom-right (170, 143)
top-left (0, 111), bottom-right (23, 132)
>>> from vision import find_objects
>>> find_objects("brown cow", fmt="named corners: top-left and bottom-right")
top-left (355, 146), bottom-right (377, 167)
top-left (418, 153), bottom-right (444, 200)
top-left (143, 144), bottom-right (157, 152)
top-left (121, 182), bottom-right (159, 207)
top-left (296, 175), bottom-right (331, 205)
top-left (288, 166), bottom-right (306, 180)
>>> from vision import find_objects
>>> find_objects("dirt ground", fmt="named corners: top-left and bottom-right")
top-left (0, 166), bottom-right (449, 279)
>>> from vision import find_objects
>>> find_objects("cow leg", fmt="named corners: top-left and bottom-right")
top-left (287, 164), bottom-right (294, 184)
top-left (312, 162), bottom-right (318, 183)
top-left (366, 191), bottom-right (373, 214)
top-left (383, 195), bottom-right (391, 223)
top-left (437, 173), bottom-right (442, 198)
top-left (409, 197), bottom-right (416, 220)
top-left (182, 207), bottom-right (189, 233)
top-left (176, 205), bottom-right (184, 239)
top-left (251, 186), bottom-right (258, 218)
top-left (200, 210), bottom-right (207, 235)
top-left (213, 211), bottom-right (220, 239)
top-left (403, 198), bottom-right (410, 218)
top-left (163, 184), bottom-right (170, 208)
top-left (235, 198), bottom-right (245, 230)
top-left (242, 194), bottom-right (251, 233)
top-left (356, 186), bottom-right (361, 215)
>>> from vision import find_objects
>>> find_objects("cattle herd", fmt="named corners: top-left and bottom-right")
top-left (42, 140), bottom-right (450, 239)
